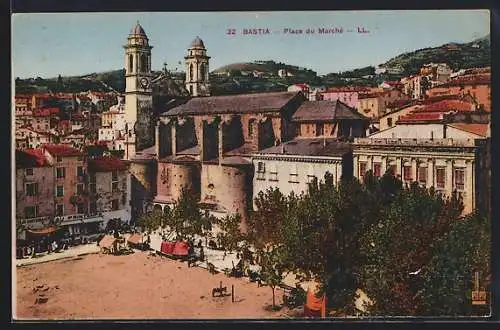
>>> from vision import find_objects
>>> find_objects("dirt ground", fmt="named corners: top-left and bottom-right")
top-left (15, 251), bottom-right (291, 320)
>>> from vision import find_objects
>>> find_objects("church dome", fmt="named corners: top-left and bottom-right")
top-left (130, 22), bottom-right (147, 37)
top-left (190, 36), bottom-right (205, 48)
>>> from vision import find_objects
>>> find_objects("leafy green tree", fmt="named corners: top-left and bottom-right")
top-left (216, 213), bottom-right (245, 258)
top-left (246, 187), bottom-right (288, 249)
top-left (292, 173), bottom-right (385, 314)
top-left (260, 244), bottom-right (288, 309)
top-left (359, 183), bottom-right (464, 315)
top-left (168, 186), bottom-right (209, 241)
top-left (138, 208), bottom-right (163, 233)
top-left (419, 212), bottom-right (491, 316)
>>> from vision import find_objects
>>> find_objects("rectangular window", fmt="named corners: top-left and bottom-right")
top-left (112, 182), bottom-right (119, 192)
top-left (307, 175), bottom-right (317, 184)
top-left (77, 166), bottom-right (84, 177)
top-left (77, 183), bottom-right (84, 195)
top-left (403, 166), bottom-right (412, 181)
top-left (256, 162), bottom-right (266, 180)
top-left (269, 165), bottom-right (278, 181)
top-left (454, 168), bottom-right (465, 191)
top-left (56, 167), bottom-right (65, 178)
top-left (56, 185), bottom-right (64, 197)
top-left (315, 123), bottom-right (324, 136)
top-left (111, 199), bottom-right (119, 211)
top-left (418, 167), bottom-right (427, 184)
top-left (77, 203), bottom-right (86, 214)
top-left (358, 162), bottom-right (367, 180)
top-left (90, 201), bottom-right (97, 214)
top-left (436, 167), bottom-right (446, 189)
top-left (56, 204), bottom-right (64, 216)
top-left (388, 164), bottom-right (397, 176)
top-left (25, 168), bottom-right (34, 176)
top-left (112, 171), bottom-right (118, 181)
top-left (387, 117), bottom-right (393, 127)
top-left (24, 205), bottom-right (38, 218)
top-left (373, 163), bottom-right (381, 177)
top-left (56, 156), bottom-right (62, 162)
top-left (25, 182), bottom-right (39, 196)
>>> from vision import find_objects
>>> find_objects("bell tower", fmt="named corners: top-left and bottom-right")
top-left (123, 21), bottom-right (153, 159)
top-left (185, 36), bottom-right (210, 97)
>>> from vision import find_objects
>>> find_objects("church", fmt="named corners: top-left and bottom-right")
top-left (123, 22), bottom-right (369, 226)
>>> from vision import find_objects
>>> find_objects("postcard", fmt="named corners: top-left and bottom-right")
top-left (12, 10), bottom-right (491, 320)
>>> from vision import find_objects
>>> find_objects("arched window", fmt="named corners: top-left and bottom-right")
top-left (189, 64), bottom-right (194, 81)
top-left (140, 54), bottom-right (148, 73)
top-left (128, 54), bottom-right (133, 73)
top-left (200, 64), bottom-right (205, 81)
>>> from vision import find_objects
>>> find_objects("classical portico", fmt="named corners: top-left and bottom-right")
top-left (352, 138), bottom-right (489, 215)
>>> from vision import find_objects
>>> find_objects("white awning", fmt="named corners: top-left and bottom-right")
top-left (60, 216), bottom-right (103, 226)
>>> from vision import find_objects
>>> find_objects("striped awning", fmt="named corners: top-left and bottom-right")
top-left (98, 235), bottom-right (116, 249)
top-left (127, 233), bottom-right (143, 245)
top-left (26, 226), bottom-right (59, 235)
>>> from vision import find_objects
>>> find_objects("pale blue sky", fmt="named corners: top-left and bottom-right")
top-left (12, 10), bottom-right (489, 78)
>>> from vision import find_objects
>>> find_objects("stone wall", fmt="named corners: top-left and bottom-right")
top-left (200, 164), bottom-right (250, 219)
top-left (16, 167), bottom-right (55, 219)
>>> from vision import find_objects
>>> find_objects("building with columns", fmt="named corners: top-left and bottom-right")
top-left (152, 91), bottom-right (306, 223)
top-left (123, 22), bottom-right (154, 160)
top-left (185, 36), bottom-right (210, 97)
top-left (352, 137), bottom-right (490, 215)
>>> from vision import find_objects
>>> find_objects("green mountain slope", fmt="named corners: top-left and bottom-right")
top-left (380, 34), bottom-right (490, 75)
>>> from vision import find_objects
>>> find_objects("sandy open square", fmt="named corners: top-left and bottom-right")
top-left (15, 251), bottom-right (290, 320)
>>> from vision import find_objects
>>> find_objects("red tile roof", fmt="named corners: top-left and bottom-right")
top-left (33, 107), bottom-right (60, 117)
top-left (387, 99), bottom-right (413, 109)
top-left (16, 148), bottom-right (49, 168)
top-left (43, 144), bottom-right (82, 157)
top-left (87, 156), bottom-right (127, 172)
top-left (358, 90), bottom-right (394, 99)
top-left (439, 74), bottom-right (491, 88)
top-left (325, 86), bottom-right (370, 93)
top-left (448, 123), bottom-right (489, 137)
top-left (398, 112), bottom-right (444, 123)
top-left (418, 100), bottom-right (475, 113)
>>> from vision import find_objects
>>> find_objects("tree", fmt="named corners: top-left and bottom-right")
top-left (168, 186), bottom-right (208, 241)
top-left (247, 187), bottom-right (288, 249)
top-left (216, 213), bottom-right (245, 258)
top-left (419, 212), bottom-right (491, 316)
top-left (260, 244), bottom-right (288, 309)
top-left (138, 208), bottom-right (163, 233)
top-left (358, 183), bottom-right (465, 316)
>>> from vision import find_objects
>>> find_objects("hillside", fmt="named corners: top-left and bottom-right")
top-left (213, 60), bottom-right (317, 78)
top-left (14, 34), bottom-right (491, 96)
top-left (380, 34), bottom-right (490, 75)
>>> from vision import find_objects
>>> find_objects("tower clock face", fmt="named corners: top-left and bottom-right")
top-left (140, 77), bottom-right (150, 88)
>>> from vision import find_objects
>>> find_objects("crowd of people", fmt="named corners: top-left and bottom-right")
top-left (16, 239), bottom-right (69, 259)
